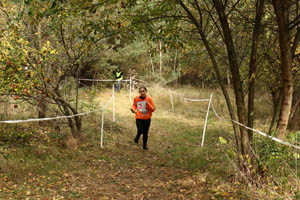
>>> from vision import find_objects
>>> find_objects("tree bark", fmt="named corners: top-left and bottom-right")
top-left (289, 98), bottom-right (300, 122)
top-left (248, 0), bottom-right (265, 141)
top-left (149, 53), bottom-right (155, 75)
top-left (269, 88), bottom-right (283, 134)
top-left (272, 0), bottom-right (294, 139)
top-left (36, 19), bottom-right (47, 122)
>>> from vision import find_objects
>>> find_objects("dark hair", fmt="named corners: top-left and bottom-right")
top-left (139, 86), bottom-right (147, 92)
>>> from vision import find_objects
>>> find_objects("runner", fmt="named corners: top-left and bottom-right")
top-left (130, 86), bottom-right (155, 150)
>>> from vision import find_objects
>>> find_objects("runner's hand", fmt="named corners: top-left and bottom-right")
top-left (130, 108), bottom-right (136, 114)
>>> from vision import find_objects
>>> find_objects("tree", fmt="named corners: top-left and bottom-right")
top-left (272, 0), bottom-right (294, 139)
top-left (0, 0), bottom-right (126, 140)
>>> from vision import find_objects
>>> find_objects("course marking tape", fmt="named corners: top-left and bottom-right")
top-left (0, 96), bottom-right (113, 124)
top-left (78, 79), bottom-right (130, 82)
top-left (210, 103), bottom-right (300, 150)
top-left (184, 98), bottom-right (210, 103)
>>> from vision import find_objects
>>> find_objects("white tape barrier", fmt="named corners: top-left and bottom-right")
top-left (184, 98), bottom-right (210, 103)
top-left (78, 78), bottom-right (130, 82)
top-left (210, 103), bottom-right (300, 150)
top-left (0, 95), bottom-right (113, 124)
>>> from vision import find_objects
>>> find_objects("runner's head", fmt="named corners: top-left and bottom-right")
top-left (139, 86), bottom-right (147, 97)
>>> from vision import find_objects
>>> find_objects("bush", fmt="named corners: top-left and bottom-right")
top-left (257, 131), bottom-right (300, 178)
top-left (0, 126), bottom-right (33, 145)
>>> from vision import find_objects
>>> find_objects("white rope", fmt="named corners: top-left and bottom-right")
top-left (184, 98), bottom-right (210, 103)
top-left (78, 78), bottom-right (130, 82)
top-left (0, 96), bottom-right (113, 124)
top-left (210, 103), bottom-right (300, 150)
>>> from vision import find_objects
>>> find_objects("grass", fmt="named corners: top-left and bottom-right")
top-left (0, 85), bottom-right (299, 199)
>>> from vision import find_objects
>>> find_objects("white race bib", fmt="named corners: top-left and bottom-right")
top-left (137, 101), bottom-right (147, 115)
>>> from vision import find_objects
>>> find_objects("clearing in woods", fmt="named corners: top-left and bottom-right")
top-left (0, 87), bottom-right (260, 199)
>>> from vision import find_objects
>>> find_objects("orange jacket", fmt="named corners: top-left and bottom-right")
top-left (132, 96), bottom-right (155, 120)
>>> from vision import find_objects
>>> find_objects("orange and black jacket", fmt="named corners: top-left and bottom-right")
top-left (132, 96), bottom-right (155, 120)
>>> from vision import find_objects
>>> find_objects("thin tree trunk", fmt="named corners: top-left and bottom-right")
top-left (269, 89), bottom-right (283, 134)
top-left (149, 53), bottom-right (155, 75)
top-left (248, 0), bottom-right (265, 141)
top-left (227, 69), bottom-right (230, 87)
top-left (212, 0), bottom-right (252, 160)
top-left (159, 40), bottom-right (163, 77)
top-left (289, 98), bottom-right (300, 122)
top-left (272, 0), bottom-right (294, 139)
top-left (37, 20), bottom-right (47, 121)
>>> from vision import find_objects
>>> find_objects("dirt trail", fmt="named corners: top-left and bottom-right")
top-left (75, 91), bottom-right (210, 199)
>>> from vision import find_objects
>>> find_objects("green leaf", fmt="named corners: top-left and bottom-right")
top-left (219, 137), bottom-right (227, 144)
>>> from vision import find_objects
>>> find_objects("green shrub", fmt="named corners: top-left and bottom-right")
top-left (0, 126), bottom-right (33, 145)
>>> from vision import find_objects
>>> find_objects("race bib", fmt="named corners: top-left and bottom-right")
top-left (137, 101), bottom-right (147, 115)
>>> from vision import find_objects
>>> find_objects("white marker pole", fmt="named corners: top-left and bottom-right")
top-left (169, 89), bottom-right (174, 111)
top-left (113, 84), bottom-right (115, 123)
top-left (129, 76), bottom-right (132, 101)
top-left (100, 109), bottom-right (104, 148)
top-left (201, 93), bottom-right (213, 147)
top-left (133, 81), bottom-right (135, 91)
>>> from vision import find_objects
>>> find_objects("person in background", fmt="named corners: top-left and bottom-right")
top-left (114, 68), bottom-right (123, 92)
top-left (130, 86), bottom-right (155, 150)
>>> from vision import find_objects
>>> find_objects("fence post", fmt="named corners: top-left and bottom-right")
top-left (169, 89), bottom-right (174, 111)
top-left (201, 93), bottom-right (213, 147)
top-left (129, 76), bottom-right (132, 101)
top-left (112, 84), bottom-right (115, 122)
top-left (100, 109), bottom-right (104, 148)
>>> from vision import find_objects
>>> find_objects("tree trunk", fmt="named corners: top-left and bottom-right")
top-left (269, 89), bottom-right (283, 134)
top-left (248, 0), bottom-right (265, 141)
top-left (289, 98), bottom-right (300, 122)
top-left (272, 0), bottom-right (294, 139)
top-left (212, 0), bottom-right (252, 160)
top-left (149, 53), bottom-right (155, 75)
top-left (227, 69), bottom-right (230, 87)
top-left (55, 91), bottom-right (82, 139)
top-left (36, 20), bottom-right (47, 122)
top-left (37, 99), bottom-right (46, 118)
top-left (159, 40), bottom-right (163, 78)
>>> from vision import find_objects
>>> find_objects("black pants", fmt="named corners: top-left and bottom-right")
top-left (114, 81), bottom-right (121, 92)
top-left (135, 118), bottom-right (151, 148)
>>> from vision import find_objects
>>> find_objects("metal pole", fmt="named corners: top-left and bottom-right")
top-left (169, 89), bottom-right (174, 111)
top-left (201, 93), bottom-right (213, 147)
top-left (100, 109), bottom-right (104, 148)
top-left (113, 84), bottom-right (115, 123)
